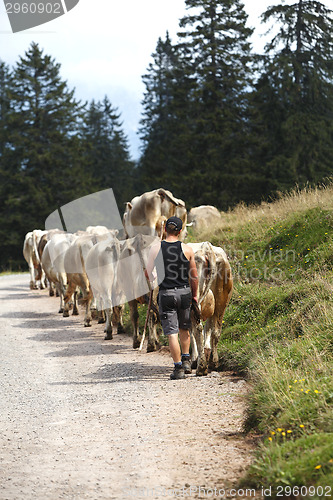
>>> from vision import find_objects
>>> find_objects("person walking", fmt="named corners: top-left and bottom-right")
top-left (145, 216), bottom-right (198, 380)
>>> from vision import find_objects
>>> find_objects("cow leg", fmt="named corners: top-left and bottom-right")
top-left (129, 300), bottom-right (142, 349)
top-left (28, 261), bottom-right (37, 289)
top-left (83, 289), bottom-right (94, 327)
top-left (104, 308), bottom-right (113, 340)
top-left (111, 306), bottom-right (122, 337)
top-left (63, 281), bottom-right (76, 318)
top-left (147, 311), bottom-right (160, 352)
top-left (57, 284), bottom-right (65, 313)
top-left (206, 316), bottom-right (220, 371)
top-left (204, 326), bottom-right (212, 363)
top-left (193, 322), bottom-right (208, 376)
top-left (40, 269), bottom-right (47, 289)
top-left (58, 274), bottom-right (68, 315)
top-left (98, 309), bottom-right (106, 324)
top-left (190, 330), bottom-right (198, 370)
top-left (72, 289), bottom-right (79, 315)
top-left (49, 281), bottom-right (55, 297)
top-left (116, 305), bottom-right (125, 334)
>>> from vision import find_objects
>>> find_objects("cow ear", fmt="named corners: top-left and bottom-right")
top-left (127, 202), bottom-right (133, 210)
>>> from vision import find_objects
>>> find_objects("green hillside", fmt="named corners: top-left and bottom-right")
top-left (194, 181), bottom-right (333, 493)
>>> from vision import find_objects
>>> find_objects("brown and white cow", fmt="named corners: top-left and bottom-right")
top-left (188, 241), bottom-right (233, 376)
top-left (123, 188), bottom-right (187, 241)
top-left (187, 205), bottom-right (221, 232)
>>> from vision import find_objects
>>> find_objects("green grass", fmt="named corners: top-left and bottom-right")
top-left (0, 270), bottom-right (28, 276)
top-left (195, 182), bottom-right (333, 494)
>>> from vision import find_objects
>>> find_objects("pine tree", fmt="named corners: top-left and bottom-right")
top-left (139, 2), bottom-right (256, 209)
top-left (176, 0), bottom-right (255, 208)
top-left (251, 0), bottom-right (333, 191)
top-left (138, 33), bottom-right (190, 194)
top-left (81, 96), bottom-right (134, 206)
top-left (0, 43), bottom-right (92, 268)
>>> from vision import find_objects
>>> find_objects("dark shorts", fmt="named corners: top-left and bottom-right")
top-left (158, 286), bottom-right (192, 335)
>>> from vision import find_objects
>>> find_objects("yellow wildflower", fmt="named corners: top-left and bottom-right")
top-left (315, 465), bottom-right (322, 470)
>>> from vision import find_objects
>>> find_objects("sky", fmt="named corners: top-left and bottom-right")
top-left (0, 0), bottom-right (329, 159)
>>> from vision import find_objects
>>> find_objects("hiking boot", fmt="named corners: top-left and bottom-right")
top-left (170, 365), bottom-right (185, 380)
top-left (182, 358), bottom-right (192, 374)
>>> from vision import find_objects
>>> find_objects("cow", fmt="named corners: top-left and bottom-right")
top-left (114, 234), bottom-right (163, 351)
top-left (85, 235), bottom-right (122, 339)
top-left (85, 233), bottom-right (162, 351)
top-left (187, 205), bottom-right (221, 232)
top-left (23, 230), bottom-right (47, 289)
top-left (123, 188), bottom-right (187, 241)
top-left (187, 241), bottom-right (233, 376)
top-left (41, 232), bottom-right (77, 313)
top-left (62, 229), bottom-right (118, 326)
top-left (38, 229), bottom-right (65, 296)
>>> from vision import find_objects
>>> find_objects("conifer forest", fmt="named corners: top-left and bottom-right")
top-left (0, 0), bottom-right (332, 269)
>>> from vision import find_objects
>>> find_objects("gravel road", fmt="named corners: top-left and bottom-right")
top-left (0, 274), bottom-right (254, 500)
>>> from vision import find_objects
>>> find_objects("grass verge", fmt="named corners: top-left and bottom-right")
top-left (194, 181), bottom-right (333, 494)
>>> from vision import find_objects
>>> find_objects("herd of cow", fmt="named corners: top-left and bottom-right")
top-left (22, 188), bottom-right (233, 376)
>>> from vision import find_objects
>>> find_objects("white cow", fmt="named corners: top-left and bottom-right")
top-left (63, 229), bottom-right (118, 326)
top-left (85, 235), bottom-right (122, 339)
top-left (41, 232), bottom-right (76, 313)
top-left (86, 233), bottom-right (161, 350)
top-left (187, 205), bottom-right (221, 232)
top-left (23, 229), bottom-right (47, 289)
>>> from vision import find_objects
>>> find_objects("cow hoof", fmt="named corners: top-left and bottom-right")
top-left (133, 338), bottom-right (141, 349)
top-left (196, 361), bottom-right (208, 376)
top-left (63, 311), bottom-right (69, 317)
top-left (117, 324), bottom-right (125, 334)
top-left (56, 290), bottom-right (59, 297)
top-left (98, 317), bottom-right (106, 324)
top-left (49, 290), bottom-right (54, 297)
top-left (72, 309), bottom-right (79, 316)
top-left (191, 360), bottom-right (198, 370)
top-left (84, 321), bottom-right (92, 327)
top-left (196, 368), bottom-right (208, 377)
top-left (208, 355), bottom-right (219, 371)
top-left (104, 333), bottom-right (113, 340)
top-left (147, 342), bottom-right (160, 353)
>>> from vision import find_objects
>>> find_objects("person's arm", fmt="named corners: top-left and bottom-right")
top-left (145, 242), bottom-right (161, 284)
top-left (188, 247), bottom-right (198, 302)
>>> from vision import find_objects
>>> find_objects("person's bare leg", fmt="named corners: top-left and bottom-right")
top-left (168, 333), bottom-right (181, 363)
top-left (179, 329), bottom-right (190, 355)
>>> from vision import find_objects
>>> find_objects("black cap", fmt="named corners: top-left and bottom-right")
top-left (165, 216), bottom-right (183, 232)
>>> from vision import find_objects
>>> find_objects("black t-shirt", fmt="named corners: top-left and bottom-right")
top-left (158, 240), bottom-right (190, 290)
